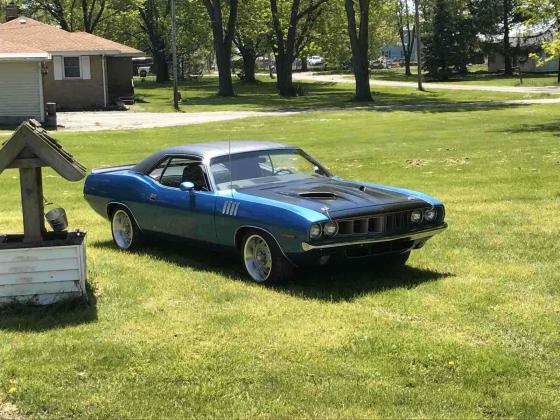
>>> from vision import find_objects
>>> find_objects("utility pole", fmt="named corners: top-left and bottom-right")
top-left (171, 0), bottom-right (179, 110)
top-left (414, 0), bottom-right (424, 91)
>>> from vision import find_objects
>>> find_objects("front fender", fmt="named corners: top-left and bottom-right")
top-left (214, 191), bottom-right (327, 254)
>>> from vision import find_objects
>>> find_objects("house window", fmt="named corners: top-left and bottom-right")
top-left (63, 57), bottom-right (81, 78)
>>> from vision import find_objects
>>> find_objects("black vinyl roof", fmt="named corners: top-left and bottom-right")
top-left (133, 141), bottom-right (297, 173)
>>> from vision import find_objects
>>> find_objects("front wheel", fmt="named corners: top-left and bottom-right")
top-left (241, 231), bottom-right (293, 284)
top-left (111, 208), bottom-right (144, 250)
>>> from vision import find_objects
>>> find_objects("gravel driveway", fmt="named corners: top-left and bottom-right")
top-left (55, 97), bottom-right (560, 132)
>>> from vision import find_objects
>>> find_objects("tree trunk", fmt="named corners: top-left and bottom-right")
top-left (241, 49), bottom-right (257, 83)
top-left (154, 50), bottom-right (169, 83)
top-left (557, 60), bottom-right (560, 83)
top-left (345, 0), bottom-right (372, 101)
top-left (215, 44), bottom-right (235, 96)
top-left (276, 54), bottom-right (297, 96)
top-left (353, 54), bottom-right (371, 101)
top-left (503, 0), bottom-right (513, 75)
top-left (203, 0), bottom-right (237, 97)
top-left (301, 56), bottom-right (308, 72)
top-left (404, 56), bottom-right (411, 76)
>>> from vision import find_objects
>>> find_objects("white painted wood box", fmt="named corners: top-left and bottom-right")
top-left (0, 232), bottom-right (87, 305)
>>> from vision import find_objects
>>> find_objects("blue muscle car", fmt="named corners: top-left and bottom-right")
top-left (84, 141), bottom-right (447, 283)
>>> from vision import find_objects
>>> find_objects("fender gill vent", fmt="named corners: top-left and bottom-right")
top-left (298, 191), bottom-right (338, 199)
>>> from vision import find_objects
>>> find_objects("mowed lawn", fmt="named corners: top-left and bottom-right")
top-left (1, 104), bottom-right (559, 418)
top-left (131, 76), bottom-right (552, 113)
top-left (365, 66), bottom-right (560, 86)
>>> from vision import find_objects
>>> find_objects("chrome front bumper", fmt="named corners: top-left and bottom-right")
top-left (301, 223), bottom-right (448, 252)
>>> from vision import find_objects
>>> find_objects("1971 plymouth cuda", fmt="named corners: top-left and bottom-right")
top-left (84, 141), bottom-right (447, 283)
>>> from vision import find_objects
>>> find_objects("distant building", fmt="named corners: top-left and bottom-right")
top-left (0, 9), bottom-right (142, 123)
top-left (486, 23), bottom-right (559, 73)
top-left (379, 30), bottom-right (418, 62)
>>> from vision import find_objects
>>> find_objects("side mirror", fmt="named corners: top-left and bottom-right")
top-left (179, 181), bottom-right (195, 193)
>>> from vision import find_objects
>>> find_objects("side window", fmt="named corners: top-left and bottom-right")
top-left (148, 158), bottom-right (169, 182)
top-left (160, 158), bottom-right (192, 188)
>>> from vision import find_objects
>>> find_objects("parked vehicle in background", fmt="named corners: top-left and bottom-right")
top-left (84, 141), bottom-right (447, 284)
top-left (138, 66), bottom-right (151, 77)
top-left (370, 58), bottom-right (388, 69)
top-left (307, 55), bottom-right (324, 66)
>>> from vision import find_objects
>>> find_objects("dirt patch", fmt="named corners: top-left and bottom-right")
top-left (443, 157), bottom-right (470, 166)
top-left (0, 401), bottom-right (25, 420)
top-left (405, 159), bottom-right (428, 168)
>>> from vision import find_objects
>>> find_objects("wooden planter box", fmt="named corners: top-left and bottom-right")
top-left (0, 231), bottom-right (87, 305)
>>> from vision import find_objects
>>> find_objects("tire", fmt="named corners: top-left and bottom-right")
top-left (382, 251), bottom-right (411, 268)
top-left (241, 230), bottom-right (293, 284)
top-left (111, 207), bottom-right (144, 250)
top-left (139, 69), bottom-right (147, 77)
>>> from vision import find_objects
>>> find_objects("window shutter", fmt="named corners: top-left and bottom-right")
top-left (80, 56), bottom-right (91, 80)
top-left (53, 56), bottom-right (63, 80)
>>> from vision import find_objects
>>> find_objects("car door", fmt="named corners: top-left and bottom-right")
top-left (141, 156), bottom-right (216, 243)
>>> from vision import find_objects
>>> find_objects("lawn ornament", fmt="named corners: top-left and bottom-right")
top-left (0, 120), bottom-right (87, 305)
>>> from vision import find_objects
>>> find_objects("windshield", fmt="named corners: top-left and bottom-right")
top-left (210, 149), bottom-right (329, 191)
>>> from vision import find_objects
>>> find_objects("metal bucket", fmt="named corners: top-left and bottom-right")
top-left (45, 208), bottom-right (68, 232)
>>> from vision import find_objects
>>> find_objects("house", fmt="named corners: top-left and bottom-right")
top-left (486, 23), bottom-right (559, 73)
top-left (379, 29), bottom-right (418, 63)
top-left (0, 38), bottom-right (50, 124)
top-left (0, 11), bottom-right (143, 124)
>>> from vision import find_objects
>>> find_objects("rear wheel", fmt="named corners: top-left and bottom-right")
top-left (111, 208), bottom-right (144, 250)
top-left (241, 231), bottom-right (293, 283)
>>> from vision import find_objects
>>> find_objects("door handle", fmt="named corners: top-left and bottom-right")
top-left (149, 193), bottom-right (157, 201)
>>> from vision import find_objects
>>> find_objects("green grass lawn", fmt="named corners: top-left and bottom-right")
top-left (1, 104), bottom-right (560, 418)
top-left (131, 76), bottom-right (551, 113)
top-left (364, 66), bottom-right (560, 87)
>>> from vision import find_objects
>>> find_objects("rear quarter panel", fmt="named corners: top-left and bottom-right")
top-left (83, 170), bottom-right (156, 225)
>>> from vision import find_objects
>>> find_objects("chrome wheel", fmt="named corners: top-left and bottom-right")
top-left (243, 234), bottom-right (272, 282)
top-left (112, 209), bottom-right (134, 249)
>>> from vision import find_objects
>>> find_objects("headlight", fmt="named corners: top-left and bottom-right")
top-left (309, 223), bottom-right (322, 239)
top-left (323, 221), bottom-right (338, 237)
top-left (410, 209), bottom-right (423, 224)
top-left (424, 207), bottom-right (437, 222)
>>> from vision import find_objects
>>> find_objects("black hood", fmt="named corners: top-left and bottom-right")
top-left (239, 178), bottom-right (428, 218)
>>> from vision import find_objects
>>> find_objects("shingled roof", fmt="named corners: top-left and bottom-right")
top-left (0, 37), bottom-right (50, 60)
top-left (0, 17), bottom-right (142, 56)
top-left (0, 120), bottom-right (86, 181)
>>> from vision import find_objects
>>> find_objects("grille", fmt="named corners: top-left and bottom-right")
top-left (336, 210), bottom-right (414, 236)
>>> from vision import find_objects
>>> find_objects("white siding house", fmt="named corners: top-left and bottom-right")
top-left (0, 38), bottom-right (50, 124)
top-left (0, 61), bottom-right (44, 122)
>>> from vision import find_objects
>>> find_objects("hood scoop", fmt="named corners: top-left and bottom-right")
top-left (298, 191), bottom-right (338, 199)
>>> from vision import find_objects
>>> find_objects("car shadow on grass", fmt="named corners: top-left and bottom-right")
top-left (275, 263), bottom-right (452, 302)
top-left (94, 238), bottom-right (452, 303)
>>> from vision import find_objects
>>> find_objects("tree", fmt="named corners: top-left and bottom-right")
top-left (521, 0), bottom-right (560, 82)
top-left (0, 1), bottom-right (5, 22)
top-left (269, 0), bottom-right (329, 96)
top-left (423, 0), bottom-right (475, 80)
top-left (23, 0), bottom-right (133, 33)
top-left (502, 0), bottom-right (514, 74)
top-left (345, 0), bottom-right (372, 101)
top-left (202, 0), bottom-right (238, 96)
top-left (234, 0), bottom-right (271, 82)
top-left (470, 0), bottom-right (524, 75)
top-left (313, 1), bottom-right (351, 69)
top-left (395, 0), bottom-right (415, 76)
top-left (139, 0), bottom-right (169, 82)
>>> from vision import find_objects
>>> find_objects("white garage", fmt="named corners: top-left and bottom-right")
top-left (0, 39), bottom-right (49, 124)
